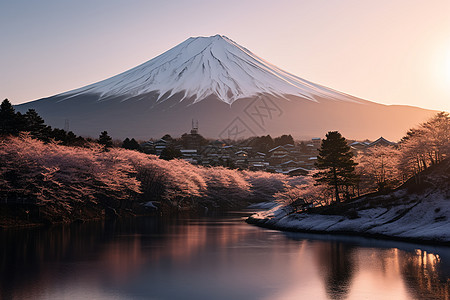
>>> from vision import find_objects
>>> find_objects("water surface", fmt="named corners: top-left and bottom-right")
top-left (1, 211), bottom-right (449, 299)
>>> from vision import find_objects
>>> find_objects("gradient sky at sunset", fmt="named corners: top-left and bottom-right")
top-left (1, 0), bottom-right (449, 112)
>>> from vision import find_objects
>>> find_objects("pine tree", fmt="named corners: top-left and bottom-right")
top-left (24, 109), bottom-right (46, 138)
top-left (0, 99), bottom-right (19, 135)
top-left (98, 131), bottom-right (113, 149)
top-left (314, 131), bottom-right (358, 203)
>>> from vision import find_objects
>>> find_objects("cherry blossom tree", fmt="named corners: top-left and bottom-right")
top-left (356, 145), bottom-right (401, 191)
top-left (398, 112), bottom-right (450, 180)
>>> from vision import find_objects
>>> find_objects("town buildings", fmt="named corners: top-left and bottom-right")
top-left (139, 123), bottom-right (396, 176)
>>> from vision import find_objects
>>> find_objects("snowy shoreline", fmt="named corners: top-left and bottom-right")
top-left (246, 195), bottom-right (450, 246)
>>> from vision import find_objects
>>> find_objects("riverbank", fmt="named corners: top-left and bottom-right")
top-left (248, 156), bottom-right (450, 246)
top-left (0, 198), bottom-right (259, 229)
top-left (247, 188), bottom-right (450, 246)
top-left (0, 202), bottom-right (134, 229)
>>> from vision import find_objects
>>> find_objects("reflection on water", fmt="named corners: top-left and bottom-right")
top-left (401, 249), bottom-right (450, 299)
top-left (314, 242), bottom-right (355, 300)
top-left (0, 212), bottom-right (449, 300)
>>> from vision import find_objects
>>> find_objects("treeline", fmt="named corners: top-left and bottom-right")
top-left (0, 99), bottom-right (132, 151)
top-left (244, 134), bottom-right (295, 153)
top-left (0, 99), bottom-right (87, 146)
top-left (276, 112), bottom-right (450, 208)
top-left (118, 133), bottom-right (296, 158)
top-left (0, 134), bottom-right (307, 220)
top-left (116, 131), bottom-right (297, 162)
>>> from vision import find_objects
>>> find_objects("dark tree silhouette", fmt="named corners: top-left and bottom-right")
top-left (160, 145), bottom-right (182, 160)
top-left (314, 131), bottom-right (357, 203)
top-left (122, 137), bottom-right (141, 151)
top-left (314, 241), bottom-right (356, 300)
top-left (98, 131), bottom-right (113, 149)
top-left (274, 134), bottom-right (294, 146)
top-left (129, 138), bottom-right (141, 150)
top-left (23, 109), bottom-right (46, 138)
top-left (122, 137), bottom-right (131, 148)
top-left (0, 99), bottom-right (19, 136)
top-left (249, 135), bottom-right (274, 153)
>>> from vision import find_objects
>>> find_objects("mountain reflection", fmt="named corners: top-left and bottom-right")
top-left (1, 215), bottom-right (449, 300)
top-left (0, 215), bottom-right (259, 299)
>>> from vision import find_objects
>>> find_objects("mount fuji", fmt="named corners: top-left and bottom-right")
top-left (17, 35), bottom-right (435, 140)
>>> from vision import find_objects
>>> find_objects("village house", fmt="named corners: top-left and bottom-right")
top-left (180, 149), bottom-right (199, 163)
top-left (284, 167), bottom-right (309, 176)
top-left (367, 137), bottom-right (396, 148)
top-left (155, 138), bottom-right (169, 156)
top-left (349, 137), bottom-right (396, 156)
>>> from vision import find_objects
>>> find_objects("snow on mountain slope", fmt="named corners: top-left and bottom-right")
top-left (60, 35), bottom-right (360, 105)
top-left (18, 34), bottom-right (436, 140)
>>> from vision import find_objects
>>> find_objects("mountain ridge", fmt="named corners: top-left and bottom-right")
top-left (55, 34), bottom-right (362, 105)
top-left (17, 35), bottom-right (437, 140)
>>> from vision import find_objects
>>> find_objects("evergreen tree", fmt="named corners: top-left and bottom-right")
top-left (122, 137), bottom-right (141, 151)
top-left (62, 130), bottom-right (85, 146)
top-left (274, 134), bottom-right (294, 146)
top-left (314, 131), bottom-right (357, 203)
top-left (160, 145), bottom-right (182, 160)
top-left (0, 99), bottom-right (19, 135)
top-left (98, 131), bottom-right (113, 149)
top-left (24, 109), bottom-right (46, 138)
top-left (14, 111), bottom-right (28, 133)
top-left (51, 128), bottom-right (68, 142)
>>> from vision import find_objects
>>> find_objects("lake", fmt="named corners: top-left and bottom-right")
top-left (1, 211), bottom-right (449, 300)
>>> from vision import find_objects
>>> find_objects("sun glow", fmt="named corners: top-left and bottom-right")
top-left (428, 40), bottom-right (450, 111)
top-left (436, 42), bottom-right (450, 93)
top-left (445, 50), bottom-right (450, 86)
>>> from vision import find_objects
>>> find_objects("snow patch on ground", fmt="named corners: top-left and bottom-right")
top-left (143, 201), bottom-right (158, 209)
top-left (248, 191), bottom-right (450, 243)
top-left (247, 201), bottom-right (279, 210)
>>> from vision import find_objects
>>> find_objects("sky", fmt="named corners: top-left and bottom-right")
top-left (1, 0), bottom-right (449, 112)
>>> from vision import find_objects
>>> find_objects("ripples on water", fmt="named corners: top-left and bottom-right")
top-left (0, 211), bottom-right (449, 300)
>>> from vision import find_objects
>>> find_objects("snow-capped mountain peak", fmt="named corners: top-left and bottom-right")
top-left (61, 35), bottom-right (359, 105)
top-left (19, 34), bottom-right (435, 141)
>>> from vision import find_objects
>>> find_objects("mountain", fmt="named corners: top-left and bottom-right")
top-left (17, 35), bottom-right (436, 140)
